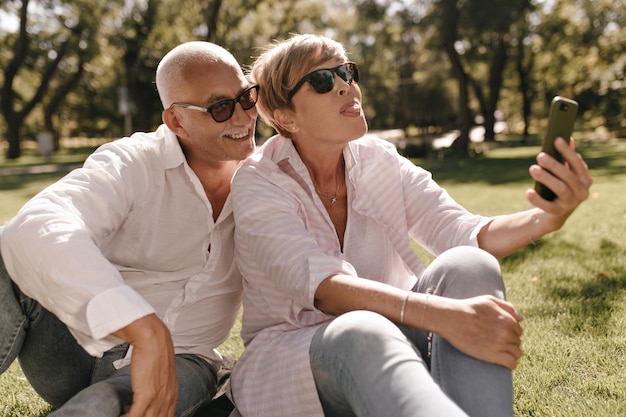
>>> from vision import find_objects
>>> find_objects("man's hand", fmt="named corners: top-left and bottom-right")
top-left (433, 295), bottom-right (524, 370)
top-left (114, 314), bottom-right (178, 417)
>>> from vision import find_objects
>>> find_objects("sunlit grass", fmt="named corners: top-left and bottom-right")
top-left (414, 140), bottom-right (626, 416)
top-left (1, 138), bottom-right (625, 416)
top-left (0, 363), bottom-right (51, 416)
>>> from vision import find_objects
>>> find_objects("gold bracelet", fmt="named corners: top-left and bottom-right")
top-left (420, 293), bottom-right (430, 329)
top-left (528, 214), bottom-right (538, 245)
top-left (400, 292), bottom-right (411, 324)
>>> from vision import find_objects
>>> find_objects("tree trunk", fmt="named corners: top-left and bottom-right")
top-left (439, 0), bottom-right (471, 155)
top-left (121, 0), bottom-right (159, 133)
top-left (445, 45), bottom-right (472, 154)
top-left (203, 0), bottom-right (223, 41)
top-left (5, 114), bottom-right (23, 159)
top-left (484, 35), bottom-right (509, 142)
top-left (516, 28), bottom-right (533, 141)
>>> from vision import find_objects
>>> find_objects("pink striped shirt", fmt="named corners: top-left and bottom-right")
top-left (229, 135), bottom-right (492, 416)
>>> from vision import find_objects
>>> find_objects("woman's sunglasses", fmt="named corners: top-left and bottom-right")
top-left (287, 62), bottom-right (359, 101)
top-left (169, 84), bottom-right (259, 123)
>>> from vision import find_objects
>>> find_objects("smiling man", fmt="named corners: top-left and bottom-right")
top-left (0, 41), bottom-right (257, 417)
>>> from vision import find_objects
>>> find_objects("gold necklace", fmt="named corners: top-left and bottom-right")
top-left (316, 186), bottom-right (339, 204)
top-left (315, 169), bottom-right (341, 205)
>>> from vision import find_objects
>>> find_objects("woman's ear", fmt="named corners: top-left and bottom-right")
top-left (274, 108), bottom-right (298, 133)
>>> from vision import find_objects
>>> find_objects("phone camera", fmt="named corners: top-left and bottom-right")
top-left (559, 103), bottom-right (569, 111)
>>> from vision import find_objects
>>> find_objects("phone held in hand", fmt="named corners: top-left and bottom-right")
top-left (534, 96), bottom-right (579, 201)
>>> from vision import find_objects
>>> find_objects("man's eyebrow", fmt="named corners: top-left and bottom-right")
top-left (205, 85), bottom-right (251, 105)
top-left (206, 94), bottom-right (230, 104)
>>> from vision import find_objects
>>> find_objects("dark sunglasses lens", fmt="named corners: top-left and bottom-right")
top-left (339, 64), bottom-right (359, 84)
top-left (211, 101), bottom-right (235, 122)
top-left (336, 65), bottom-right (351, 82)
top-left (210, 87), bottom-right (258, 122)
top-left (240, 87), bottom-right (258, 110)
top-left (308, 70), bottom-right (336, 94)
top-left (346, 64), bottom-right (359, 83)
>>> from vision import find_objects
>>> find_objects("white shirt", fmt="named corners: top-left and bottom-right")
top-left (1, 124), bottom-right (242, 366)
top-left (229, 134), bottom-right (493, 416)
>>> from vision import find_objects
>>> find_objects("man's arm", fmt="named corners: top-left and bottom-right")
top-left (115, 314), bottom-right (178, 417)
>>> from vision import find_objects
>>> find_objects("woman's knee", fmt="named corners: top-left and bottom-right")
top-left (317, 311), bottom-right (399, 345)
top-left (310, 312), bottom-right (424, 403)
top-left (419, 246), bottom-right (505, 300)
top-left (311, 311), bottom-right (411, 365)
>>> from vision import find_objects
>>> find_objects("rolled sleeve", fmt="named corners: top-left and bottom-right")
top-left (86, 285), bottom-right (155, 341)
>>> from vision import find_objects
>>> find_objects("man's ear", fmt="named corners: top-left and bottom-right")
top-left (162, 109), bottom-right (185, 136)
top-left (274, 108), bottom-right (298, 133)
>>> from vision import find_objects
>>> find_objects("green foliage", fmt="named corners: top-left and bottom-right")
top-left (1, 1), bottom-right (624, 153)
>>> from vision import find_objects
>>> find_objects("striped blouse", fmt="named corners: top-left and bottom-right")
top-left (229, 134), bottom-right (492, 416)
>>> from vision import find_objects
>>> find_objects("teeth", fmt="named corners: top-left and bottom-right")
top-left (225, 130), bottom-right (248, 139)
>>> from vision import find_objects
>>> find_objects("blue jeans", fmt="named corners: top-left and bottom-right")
top-left (0, 238), bottom-right (218, 417)
top-left (310, 246), bottom-right (514, 417)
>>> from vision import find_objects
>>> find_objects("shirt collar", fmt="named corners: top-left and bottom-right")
top-left (263, 134), bottom-right (360, 179)
top-left (160, 124), bottom-right (187, 170)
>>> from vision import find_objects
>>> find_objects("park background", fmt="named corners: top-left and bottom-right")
top-left (1, 0), bottom-right (625, 415)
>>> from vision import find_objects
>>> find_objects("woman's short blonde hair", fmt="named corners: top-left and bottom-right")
top-left (250, 34), bottom-right (348, 137)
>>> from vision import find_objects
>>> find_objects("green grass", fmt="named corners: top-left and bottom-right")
top-left (1, 137), bottom-right (625, 416)
top-left (0, 363), bottom-right (51, 416)
top-left (417, 139), bottom-right (626, 416)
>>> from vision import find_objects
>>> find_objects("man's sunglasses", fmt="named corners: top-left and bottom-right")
top-left (169, 84), bottom-right (259, 123)
top-left (287, 62), bottom-right (359, 101)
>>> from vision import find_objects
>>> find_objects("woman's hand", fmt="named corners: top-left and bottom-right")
top-left (527, 137), bottom-right (592, 229)
top-left (430, 295), bottom-right (524, 370)
top-left (478, 137), bottom-right (592, 258)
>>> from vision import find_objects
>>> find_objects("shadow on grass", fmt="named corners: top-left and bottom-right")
top-left (417, 153), bottom-right (536, 185)
top-left (513, 238), bottom-right (626, 336)
top-left (0, 172), bottom-right (72, 192)
top-left (414, 140), bottom-right (626, 186)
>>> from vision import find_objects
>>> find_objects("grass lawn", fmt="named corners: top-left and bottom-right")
top-left (1, 137), bottom-right (625, 416)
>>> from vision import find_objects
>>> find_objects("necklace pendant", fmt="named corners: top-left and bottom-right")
top-left (330, 195), bottom-right (337, 204)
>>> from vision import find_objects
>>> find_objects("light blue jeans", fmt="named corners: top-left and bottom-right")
top-left (0, 236), bottom-right (217, 417)
top-left (310, 246), bottom-right (514, 417)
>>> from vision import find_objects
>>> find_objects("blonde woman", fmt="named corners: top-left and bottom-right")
top-left (229, 34), bottom-right (591, 417)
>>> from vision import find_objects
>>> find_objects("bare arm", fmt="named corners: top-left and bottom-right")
top-left (315, 274), bottom-right (524, 370)
top-left (114, 314), bottom-right (178, 417)
top-left (478, 137), bottom-right (592, 259)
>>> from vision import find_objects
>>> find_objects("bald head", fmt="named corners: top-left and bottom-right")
top-left (156, 41), bottom-right (241, 109)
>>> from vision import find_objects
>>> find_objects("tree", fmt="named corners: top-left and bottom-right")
top-left (466, 0), bottom-right (529, 143)
top-left (111, 0), bottom-right (162, 133)
top-left (0, 0), bottom-right (108, 158)
top-left (533, 0), bottom-right (626, 134)
top-left (2, 0), bottom-right (623, 155)
top-left (427, 0), bottom-right (472, 153)
top-left (512, 1), bottom-right (536, 140)
top-left (422, 0), bottom-right (529, 153)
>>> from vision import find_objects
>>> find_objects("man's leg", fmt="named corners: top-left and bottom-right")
top-left (173, 354), bottom-right (219, 417)
top-left (0, 245), bottom-right (94, 408)
top-left (49, 353), bottom-right (218, 417)
top-left (411, 245), bottom-right (514, 417)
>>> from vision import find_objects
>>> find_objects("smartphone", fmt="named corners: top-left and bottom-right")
top-left (534, 96), bottom-right (579, 200)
